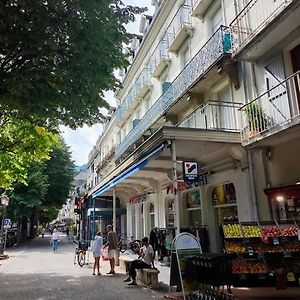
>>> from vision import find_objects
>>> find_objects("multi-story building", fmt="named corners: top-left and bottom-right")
top-left (231, 0), bottom-right (300, 222)
top-left (87, 0), bottom-right (300, 252)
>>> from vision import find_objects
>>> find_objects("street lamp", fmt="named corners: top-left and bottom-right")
top-left (0, 193), bottom-right (10, 255)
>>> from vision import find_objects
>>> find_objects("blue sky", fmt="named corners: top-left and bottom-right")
top-left (61, 1), bottom-right (154, 166)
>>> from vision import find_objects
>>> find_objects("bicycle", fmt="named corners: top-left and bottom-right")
top-left (73, 240), bottom-right (88, 267)
top-left (117, 235), bottom-right (142, 254)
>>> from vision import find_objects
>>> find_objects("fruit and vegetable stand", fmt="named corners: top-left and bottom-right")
top-left (222, 220), bottom-right (300, 288)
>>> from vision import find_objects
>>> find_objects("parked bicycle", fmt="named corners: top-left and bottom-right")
top-left (117, 235), bottom-right (142, 254)
top-left (73, 240), bottom-right (88, 267)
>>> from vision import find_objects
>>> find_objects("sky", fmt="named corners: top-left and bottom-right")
top-left (61, 1), bottom-right (154, 166)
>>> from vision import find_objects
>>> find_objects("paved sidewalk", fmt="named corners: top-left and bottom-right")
top-left (0, 235), bottom-right (167, 300)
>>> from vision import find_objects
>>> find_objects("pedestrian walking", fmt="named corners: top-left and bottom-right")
top-left (50, 228), bottom-right (60, 252)
top-left (92, 231), bottom-right (103, 276)
top-left (124, 237), bottom-right (154, 286)
top-left (103, 224), bottom-right (117, 274)
top-left (66, 226), bottom-right (70, 242)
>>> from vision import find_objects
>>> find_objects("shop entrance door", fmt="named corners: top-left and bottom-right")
top-left (264, 56), bottom-right (290, 124)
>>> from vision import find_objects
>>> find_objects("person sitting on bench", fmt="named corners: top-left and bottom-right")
top-left (124, 237), bottom-right (154, 286)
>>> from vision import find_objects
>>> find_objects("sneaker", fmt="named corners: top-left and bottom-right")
top-left (123, 278), bottom-right (131, 282)
top-left (128, 281), bottom-right (137, 286)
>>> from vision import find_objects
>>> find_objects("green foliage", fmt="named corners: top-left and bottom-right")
top-left (0, 113), bottom-right (58, 189)
top-left (7, 138), bottom-right (75, 222)
top-left (8, 163), bottom-right (48, 218)
top-left (43, 138), bottom-right (75, 208)
top-left (245, 102), bottom-right (270, 132)
top-left (0, 0), bottom-right (146, 128)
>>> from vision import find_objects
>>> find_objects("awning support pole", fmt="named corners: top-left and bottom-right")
top-left (113, 186), bottom-right (116, 232)
top-left (171, 140), bottom-right (180, 236)
top-left (93, 197), bottom-right (96, 238)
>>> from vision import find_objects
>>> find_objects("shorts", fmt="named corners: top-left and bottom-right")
top-left (93, 251), bottom-right (101, 258)
top-left (108, 249), bottom-right (115, 259)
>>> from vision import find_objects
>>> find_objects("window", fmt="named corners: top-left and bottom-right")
top-left (180, 42), bottom-right (191, 69)
top-left (211, 5), bottom-right (222, 34)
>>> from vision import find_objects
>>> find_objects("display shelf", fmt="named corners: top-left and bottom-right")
top-left (223, 222), bottom-right (243, 239)
top-left (240, 222), bottom-right (261, 238)
top-left (231, 257), bottom-right (268, 274)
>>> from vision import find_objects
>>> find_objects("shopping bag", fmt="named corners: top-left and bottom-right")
top-left (101, 247), bottom-right (109, 261)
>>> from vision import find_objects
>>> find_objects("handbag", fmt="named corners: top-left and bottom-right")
top-left (101, 247), bottom-right (109, 261)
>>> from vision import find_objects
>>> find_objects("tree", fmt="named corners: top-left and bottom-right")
top-left (7, 138), bottom-right (75, 226)
top-left (0, 0), bottom-right (145, 128)
top-left (0, 112), bottom-right (58, 189)
top-left (42, 139), bottom-right (75, 209)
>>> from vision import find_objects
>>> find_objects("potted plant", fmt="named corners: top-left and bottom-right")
top-left (245, 102), bottom-right (270, 137)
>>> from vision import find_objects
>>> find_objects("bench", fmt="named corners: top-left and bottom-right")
top-left (136, 267), bottom-right (160, 288)
top-left (119, 256), bottom-right (134, 273)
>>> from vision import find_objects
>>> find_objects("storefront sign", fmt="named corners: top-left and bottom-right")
top-left (170, 233), bottom-right (202, 299)
top-left (166, 182), bottom-right (188, 194)
top-left (130, 194), bottom-right (147, 204)
top-left (183, 161), bottom-right (199, 183)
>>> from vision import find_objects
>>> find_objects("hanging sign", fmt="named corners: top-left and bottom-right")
top-left (183, 162), bottom-right (199, 183)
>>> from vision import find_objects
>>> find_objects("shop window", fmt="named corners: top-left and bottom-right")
top-left (212, 182), bottom-right (236, 206)
top-left (265, 184), bottom-right (300, 221)
top-left (185, 190), bottom-right (201, 209)
top-left (150, 203), bottom-right (155, 214)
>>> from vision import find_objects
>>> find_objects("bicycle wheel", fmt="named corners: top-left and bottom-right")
top-left (77, 250), bottom-right (86, 267)
top-left (131, 240), bottom-right (141, 254)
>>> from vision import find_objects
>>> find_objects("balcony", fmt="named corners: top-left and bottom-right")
top-left (134, 68), bottom-right (151, 101)
top-left (150, 39), bottom-right (171, 77)
top-left (115, 89), bottom-right (134, 126)
top-left (230, 0), bottom-right (300, 61)
top-left (191, 0), bottom-right (214, 19)
top-left (115, 26), bottom-right (233, 160)
top-left (240, 71), bottom-right (300, 146)
top-left (179, 100), bottom-right (242, 131)
top-left (167, 4), bottom-right (193, 53)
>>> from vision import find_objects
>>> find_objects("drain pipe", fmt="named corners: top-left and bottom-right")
top-left (248, 150), bottom-right (259, 221)
top-left (233, 0), bottom-right (259, 221)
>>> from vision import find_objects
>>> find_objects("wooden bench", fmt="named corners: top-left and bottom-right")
top-left (136, 267), bottom-right (160, 288)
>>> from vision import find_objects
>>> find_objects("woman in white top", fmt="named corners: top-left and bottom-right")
top-left (50, 229), bottom-right (60, 252)
top-left (92, 231), bottom-right (103, 275)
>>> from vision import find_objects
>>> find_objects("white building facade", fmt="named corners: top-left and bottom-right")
top-left (87, 0), bottom-right (300, 253)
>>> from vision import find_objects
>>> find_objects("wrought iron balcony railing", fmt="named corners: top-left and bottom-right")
top-left (115, 26), bottom-right (233, 160)
top-left (180, 100), bottom-right (242, 131)
top-left (230, 0), bottom-right (296, 56)
top-left (150, 39), bottom-right (170, 77)
top-left (240, 71), bottom-right (300, 145)
top-left (116, 68), bottom-right (151, 126)
top-left (166, 4), bottom-right (193, 52)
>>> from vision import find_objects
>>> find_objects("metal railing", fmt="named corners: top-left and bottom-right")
top-left (115, 26), bottom-right (232, 160)
top-left (150, 39), bottom-right (170, 74)
top-left (116, 68), bottom-right (151, 125)
top-left (166, 4), bottom-right (192, 46)
top-left (180, 100), bottom-right (242, 131)
top-left (230, 0), bottom-right (295, 55)
top-left (240, 71), bottom-right (300, 144)
top-left (135, 68), bottom-right (151, 97)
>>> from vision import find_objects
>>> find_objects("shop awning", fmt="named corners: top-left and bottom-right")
top-left (87, 208), bottom-right (126, 217)
top-left (91, 143), bottom-right (165, 198)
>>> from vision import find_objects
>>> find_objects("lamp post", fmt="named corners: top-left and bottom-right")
top-left (0, 193), bottom-right (10, 255)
